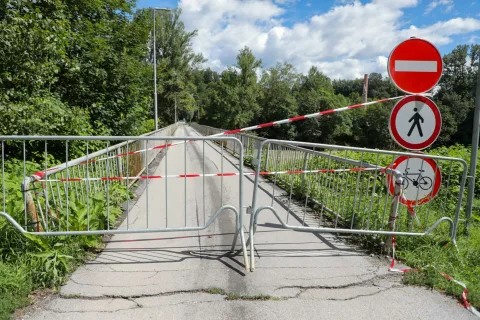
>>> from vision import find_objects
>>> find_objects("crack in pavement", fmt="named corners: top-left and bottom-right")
top-left (54, 279), bottom-right (405, 314)
top-left (126, 297), bottom-right (142, 308)
top-left (275, 272), bottom-right (402, 299)
top-left (60, 272), bottom-right (402, 302)
top-left (284, 271), bottom-right (377, 281)
top-left (323, 284), bottom-right (403, 302)
top-left (40, 298), bottom-right (138, 314)
top-left (60, 288), bottom-right (214, 301)
top-left (41, 298), bottom-right (223, 315)
top-left (143, 271), bottom-right (160, 280)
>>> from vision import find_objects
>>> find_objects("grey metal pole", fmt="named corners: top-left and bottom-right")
top-left (153, 9), bottom-right (158, 131)
top-left (466, 64), bottom-right (480, 232)
top-left (174, 93), bottom-right (177, 123)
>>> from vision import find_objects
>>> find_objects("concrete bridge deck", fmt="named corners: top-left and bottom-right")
top-left (20, 125), bottom-right (475, 320)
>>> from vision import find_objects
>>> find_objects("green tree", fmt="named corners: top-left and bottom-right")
top-left (199, 47), bottom-right (261, 129)
top-left (0, 0), bottom-right (158, 137)
top-left (257, 62), bottom-right (299, 140)
top-left (294, 67), bottom-right (353, 144)
top-left (436, 44), bottom-right (479, 145)
top-left (236, 47), bottom-right (262, 128)
top-left (201, 68), bottom-right (240, 129)
top-left (192, 68), bottom-right (220, 122)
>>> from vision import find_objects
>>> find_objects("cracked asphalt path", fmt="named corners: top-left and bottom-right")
top-left (19, 125), bottom-right (475, 320)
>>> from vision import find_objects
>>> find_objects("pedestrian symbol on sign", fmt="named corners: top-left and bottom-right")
top-left (389, 95), bottom-right (442, 151)
top-left (408, 107), bottom-right (424, 137)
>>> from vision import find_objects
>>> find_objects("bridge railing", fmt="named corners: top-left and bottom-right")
top-left (1, 124), bottom-right (178, 233)
top-left (190, 123), bottom-right (468, 241)
top-left (0, 130), bottom-right (251, 270)
top-left (190, 123), bottom-right (265, 161)
top-left (246, 140), bottom-right (467, 271)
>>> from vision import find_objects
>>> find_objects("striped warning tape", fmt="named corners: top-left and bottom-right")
top-left (389, 235), bottom-right (480, 317)
top-left (39, 167), bottom-right (383, 182)
top-left (80, 95), bottom-right (405, 164)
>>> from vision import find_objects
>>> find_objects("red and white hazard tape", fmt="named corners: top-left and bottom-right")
top-left (221, 96), bottom-right (405, 135)
top-left (39, 167), bottom-right (383, 182)
top-left (79, 96), bottom-right (405, 164)
top-left (389, 235), bottom-right (480, 317)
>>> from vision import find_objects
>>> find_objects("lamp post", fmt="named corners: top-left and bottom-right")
top-left (152, 7), bottom-right (170, 130)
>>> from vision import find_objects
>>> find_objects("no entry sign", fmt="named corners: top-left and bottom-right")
top-left (386, 156), bottom-right (442, 207)
top-left (389, 95), bottom-right (442, 151)
top-left (388, 38), bottom-right (443, 94)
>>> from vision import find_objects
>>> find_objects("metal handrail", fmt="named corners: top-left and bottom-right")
top-left (20, 123), bottom-right (179, 232)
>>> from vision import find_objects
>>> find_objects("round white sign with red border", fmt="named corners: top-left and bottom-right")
top-left (388, 38), bottom-right (443, 94)
top-left (386, 156), bottom-right (442, 207)
top-left (389, 95), bottom-right (442, 151)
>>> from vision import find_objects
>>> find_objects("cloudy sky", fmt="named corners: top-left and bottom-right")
top-left (137, 0), bottom-right (480, 80)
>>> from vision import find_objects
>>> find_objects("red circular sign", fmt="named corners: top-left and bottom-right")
top-left (389, 95), bottom-right (442, 151)
top-left (388, 38), bottom-right (443, 94)
top-left (386, 156), bottom-right (442, 207)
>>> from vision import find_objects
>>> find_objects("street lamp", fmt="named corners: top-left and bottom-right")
top-left (152, 7), bottom-right (170, 130)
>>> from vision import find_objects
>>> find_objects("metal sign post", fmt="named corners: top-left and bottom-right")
top-left (466, 64), bottom-right (480, 232)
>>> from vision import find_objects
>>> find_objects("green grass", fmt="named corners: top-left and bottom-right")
top-left (205, 288), bottom-right (280, 301)
top-left (0, 262), bottom-right (32, 320)
top-left (205, 287), bottom-right (226, 295)
top-left (225, 293), bottom-right (280, 301)
top-left (398, 223), bottom-right (480, 307)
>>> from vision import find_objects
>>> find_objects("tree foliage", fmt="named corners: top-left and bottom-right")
top-left (1, 2), bottom-right (478, 154)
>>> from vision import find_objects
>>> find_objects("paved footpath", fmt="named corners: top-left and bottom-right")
top-left (19, 125), bottom-right (475, 320)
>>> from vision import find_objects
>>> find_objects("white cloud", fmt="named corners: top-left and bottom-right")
top-left (179, 0), bottom-right (480, 80)
top-left (425, 0), bottom-right (454, 15)
top-left (274, 0), bottom-right (298, 4)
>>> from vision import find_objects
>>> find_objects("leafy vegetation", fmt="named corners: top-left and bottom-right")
top-left (196, 45), bottom-right (479, 152)
top-left (0, 159), bottom-right (131, 319)
top-left (0, 1), bottom-right (479, 318)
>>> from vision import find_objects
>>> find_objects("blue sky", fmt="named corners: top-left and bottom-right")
top-left (136, 0), bottom-right (480, 79)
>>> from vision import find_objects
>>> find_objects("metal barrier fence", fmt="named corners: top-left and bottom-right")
top-left (0, 131), bottom-right (249, 269)
top-left (190, 123), bottom-right (264, 161)
top-left (247, 140), bottom-right (468, 270)
top-left (190, 124), bottom-right (468, 238)
top-left (9, 124), bottom-right (177, 232)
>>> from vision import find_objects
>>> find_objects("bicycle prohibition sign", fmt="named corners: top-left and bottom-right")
top-left (387, 155), bottom-right (442, 206)
top-left (402, 167), bottom-right (433, 191)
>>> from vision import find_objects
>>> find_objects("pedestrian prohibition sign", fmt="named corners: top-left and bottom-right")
top-left (389, 95), bottom-right (442, 151)
top-left (386, 156), bottom-right (442, 207)
top-left (388, 38), bottom-right (443, 94)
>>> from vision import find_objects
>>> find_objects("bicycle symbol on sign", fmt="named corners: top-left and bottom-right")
top-left (402, 168), bottom-right (433, 191)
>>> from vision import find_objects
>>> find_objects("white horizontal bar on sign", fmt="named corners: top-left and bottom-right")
top-left (394, 60), bottom-right (437, 72)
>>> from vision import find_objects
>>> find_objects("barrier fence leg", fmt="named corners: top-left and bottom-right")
top-left (265, 144), bottom-right (270, 171)
top-left (385, 174), bottom-right (402, 255)
top-left (230, 215), bottom-right (239, 252)
top-left (301, 153), bottom-right (309, 190)
top-left (249, 212), bottom-right (256, 272)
